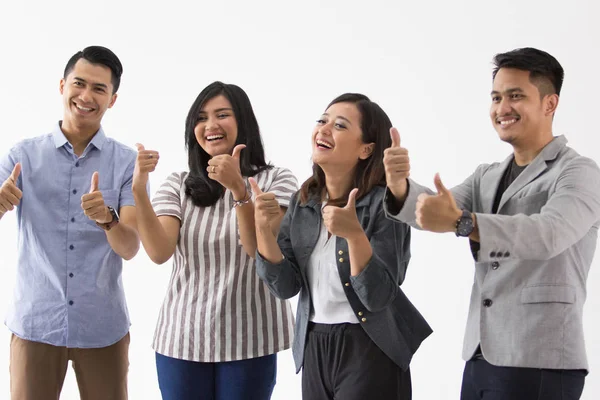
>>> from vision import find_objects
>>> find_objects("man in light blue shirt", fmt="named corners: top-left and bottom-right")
top-left (0, 46), bottom-right (140, 400)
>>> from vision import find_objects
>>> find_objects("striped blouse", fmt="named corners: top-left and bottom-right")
top-left (151, 167), bottom-right (298, 362)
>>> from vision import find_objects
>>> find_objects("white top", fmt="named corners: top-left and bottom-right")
top-left (151, 167), bottom-right (297, 362)
top-left (307, 208), bottom-right (359, 324)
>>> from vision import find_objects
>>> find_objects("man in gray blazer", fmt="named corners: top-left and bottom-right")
top-left (383, 47), bottom-right (600, 399)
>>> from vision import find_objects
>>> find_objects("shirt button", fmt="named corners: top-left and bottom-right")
top-left (361, 318), bottom-right (367, 322)
top-left (503, 252), bottom-right (510, 258)
top-left (72, 189), bottom-right (77, 194)
top-left (489, 252), bottom-right (496, 258)
top-left (69, 245), bottom-right (74, 250)
top-left (69, 273), bottom-right (74, 278)
top-left (71, 217), bottom-right (75, 223)
top-left (338, 258), bottom-right (344, 263)
top-left (344, 282), bottom-right (350, 287)
top-left (338, 250), bottom-right (343, 255)
top-left (69, 300), bottom-right (74, 306)
top-left (483, 299), bottom-right (493, 307)
top-left (75, 162), bottom-right (80, 167)
top-left (358, 311), bottom-right (363, 316)
top-left (491, 261), bottom-right (500, 270)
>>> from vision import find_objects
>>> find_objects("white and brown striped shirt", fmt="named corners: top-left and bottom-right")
top-left (151, 167), bottom-right (297, 362)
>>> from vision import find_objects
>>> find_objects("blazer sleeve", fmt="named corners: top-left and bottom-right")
top-left (477, 156), bottom-right (600, 262)
top-left (254, 193), bottom-right (303, 299)
top-left (384, 166), bottom-right (484, 226)
top-left (349, 200), bottom-right (411, 312)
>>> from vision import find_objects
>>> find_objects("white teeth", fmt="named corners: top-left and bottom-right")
top-left (316, 139), bottom-right (333, 149)
top-left (206, 134), bottom-right (224, 141)
top-left (500, 119), bottom-right (517, 125)
top-left (75, 104), bottom-right (93, 112)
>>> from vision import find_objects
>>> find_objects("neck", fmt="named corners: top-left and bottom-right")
top-left (321, 164), bottom-right (355, 200)
top-left (61, 119), bottom-right (100, 156)
top-left (512, 131), bottom-right (554, 166)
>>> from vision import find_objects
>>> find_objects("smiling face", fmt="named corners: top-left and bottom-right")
top-left (193, 94), bottom-right (238, 157)
top-left (490, 68), bottom-right (557, 147)
top-left (60, 59), bottom-right (117, 133)
top-left (311, 101), bottom-right (374, 170)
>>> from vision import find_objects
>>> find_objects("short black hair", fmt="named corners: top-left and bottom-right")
top-left (492, 47), bottom-right (564, 96)
top-left (63, 46), bottom-right (123, 93)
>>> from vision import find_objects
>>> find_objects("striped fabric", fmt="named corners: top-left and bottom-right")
top-left (151, 167), bottom-right (297, 362)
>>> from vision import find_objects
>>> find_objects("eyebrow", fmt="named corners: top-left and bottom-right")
top-left (199, 107), bottom-right (234, 114)
top-left (73, 77), bottom-right (108, 90)
top-left (490, 87), bottom-right (524, 96)
top-left (322, 113), bottom-right (353, 125)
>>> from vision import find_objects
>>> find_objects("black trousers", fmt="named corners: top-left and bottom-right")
top-left (302, 322), bottom-right (411, 400)
top-left (461, 357), bottom-right (586, 400)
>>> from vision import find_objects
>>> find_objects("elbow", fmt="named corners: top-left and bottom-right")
top-left (120, 243), bottom-right (140, 261)
top-left (363, 294), bottom-right (396, 313)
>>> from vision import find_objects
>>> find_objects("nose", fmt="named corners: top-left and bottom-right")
top-left (205, 116), bottom-right (219, 131)
top-left (319, 121), bottom-right (333, 135)
top-left (496, 97), bottom-right (513, 116)
top-left (79, 88), bottom-right (94, 104)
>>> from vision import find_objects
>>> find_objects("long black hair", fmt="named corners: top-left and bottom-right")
top-left (184, 81), bottom-right (272, 207)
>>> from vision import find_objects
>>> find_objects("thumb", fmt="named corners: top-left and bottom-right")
top-left (10, 162), bottom-right (21, 182)
top-left (231, 144), bottom-right (246, 159)
top-left (89, 172), bottom-right (99, 193)
top-left (248, 177), bottom-right (263, 196)
top-left (390, 127), bottom-right (401, 148)
top-left (434, 173), bottom-right (449, 195)
top-left (345, 188), bottom-right (358, 209)
top-left (135, 143), bottom-right (145, 152)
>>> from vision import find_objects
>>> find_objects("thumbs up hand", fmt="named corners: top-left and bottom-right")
top-left (322, 188), bottom-right (363, 240)
top-left (133, 143), bottom-right (159, 192)
top-left (383, 127), bottom-right (410, 201)
top-left (0, 163), bottom-right (23, 215)
top-left (250, 177), bottom-right (280, 234)
top-left (81, 172), bottom-right (112, 224)
top-left (207, 144), bottom-right (247, 199)
top-left (415, 173), bottom-right (462, 232)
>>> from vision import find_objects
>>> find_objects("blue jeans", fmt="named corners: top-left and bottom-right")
top-left (155, 352), bottom-right (277, 400)
top-left (461, 358), bottom-right (586, 400)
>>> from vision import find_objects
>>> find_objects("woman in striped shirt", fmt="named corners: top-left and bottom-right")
top-left (132, 81), bottom-right (297, 400)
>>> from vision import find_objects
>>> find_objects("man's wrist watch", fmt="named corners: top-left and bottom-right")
top-left (455, 210), bottom-right (474, 237)
top-left (96, 205), bottom-right (119, 231)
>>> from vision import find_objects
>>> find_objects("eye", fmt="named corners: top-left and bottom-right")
top-left (334, 122), bottom-right (346, 129)
top-left (95, 88), bottom-right (106, 93)
top-left (491, 96), bottom-right (501, 103)
top-left (73, 81), bottom-right (83, 87)
top-left (316, 119), bottom-right (326, 125)
top-left (510, 93), bottom-right (523, 99)
top-left (217, 113), bottom-right (230, 119)
top-left (197, 115), bottom-right (207, 122)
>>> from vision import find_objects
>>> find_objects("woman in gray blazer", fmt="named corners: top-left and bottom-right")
top-left (252, 93), bottom-right (432, 400)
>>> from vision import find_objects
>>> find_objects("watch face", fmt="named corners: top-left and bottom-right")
top-left (456, 213), bottom-right (474, 237)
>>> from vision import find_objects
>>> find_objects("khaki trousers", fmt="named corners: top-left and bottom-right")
top-left (9, 332), bottom-right (130, 400)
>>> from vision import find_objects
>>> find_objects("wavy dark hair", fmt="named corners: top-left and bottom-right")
top-left (299, 93), bottom-right (392, 207)
top-left (184, 81), bottom-right (272, 207)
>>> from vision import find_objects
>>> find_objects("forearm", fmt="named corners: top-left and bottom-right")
top-left (106, 222), bottom-right (140, 260)
top-left (236, 200), bottom-right (258, 258)
top-left (347, 233), bottom-right (373, 276)
top-left (133, 188), bottom-right (176, 264)
top-left (256, 226), bottom-right (284, 264)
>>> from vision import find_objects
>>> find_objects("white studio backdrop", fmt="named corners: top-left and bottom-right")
top-left (0, 0), bottom-right (599, 399)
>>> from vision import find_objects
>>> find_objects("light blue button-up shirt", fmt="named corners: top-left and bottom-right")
top-left (0, 122), bottom-right (137, 348)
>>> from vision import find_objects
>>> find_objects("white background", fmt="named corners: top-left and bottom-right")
top-left (1, 0), bottom-right (599, 399)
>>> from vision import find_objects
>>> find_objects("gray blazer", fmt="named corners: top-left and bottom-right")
top-left (386, 135), bottom-right (600, 370)
top-left (255, 186), bottom-right (432, 373)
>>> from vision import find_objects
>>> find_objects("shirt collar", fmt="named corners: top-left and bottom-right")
top-left (51, 121), bottom-right (107, 151)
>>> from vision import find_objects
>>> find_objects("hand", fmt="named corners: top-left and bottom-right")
top-left (81, 172), bottom-right (112, 224)
top-left (0, 163), bottom-right (23, 214)
top-left (383, 127), bottom-right (410, 201)
top-left (250, 177), bottom-right (279, 235)
top-left (133, 143), bottom-right (159, 192)
top-left (207, 144), bottom-right (246, 199)
top-left (415, 173), bottom-right (462, 233)
top-left (322, 188), bottom-right (364, 240)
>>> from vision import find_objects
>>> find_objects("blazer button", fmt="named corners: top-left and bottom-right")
top-left (339, 258), bottom-right (344, 263)
top-left (491, 261), bottom-right (500, 270)
top-left (503, 251), bottom-right (510, 258)
top-left (483, 299), bottom-right (493, 307)
top-left (338, 250), bottom-right (344, 255)
top-left (361, 317), bottom-right (367, 322)
top-left (358, 311), bottom-right (363, 316)
top-left (344, 282), bottom-right (350, 287)
top-left (489, 251), bottom-right (496, 258)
